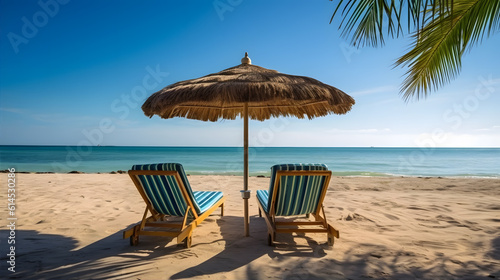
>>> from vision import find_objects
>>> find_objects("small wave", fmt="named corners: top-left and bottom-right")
top-left (331, 171), bottom-right (394, 177)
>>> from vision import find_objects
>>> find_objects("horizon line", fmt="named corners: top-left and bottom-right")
top-left (1, 145), bottom-right (499, 149)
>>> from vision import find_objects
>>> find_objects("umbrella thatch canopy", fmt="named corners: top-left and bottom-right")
top-left (142, 53), bottom-right (354, 121)
top-left (142, 53), bottom-right (355, 236)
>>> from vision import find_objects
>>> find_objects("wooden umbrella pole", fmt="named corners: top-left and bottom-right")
top-left (244, 103), bottom-right (249, 191)
top-left (243, 102), bottom-right (250, 236)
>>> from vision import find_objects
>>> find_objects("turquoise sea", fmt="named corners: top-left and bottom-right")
top-left (0, 146), bottom-right (499, 177)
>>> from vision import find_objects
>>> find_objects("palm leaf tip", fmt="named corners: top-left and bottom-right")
top-left (332, 0), bottom-right (500, 101)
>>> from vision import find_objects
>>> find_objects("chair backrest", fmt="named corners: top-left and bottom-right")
top-left (268, 164), bottom-right (331, 216)
top-left (129, 163), bottom-right (201, 216)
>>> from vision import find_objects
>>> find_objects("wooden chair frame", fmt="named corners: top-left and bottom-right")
top-left (123, 170), bottom-right (225, 248)
top-left (257, 170), bottom-right (340, 246)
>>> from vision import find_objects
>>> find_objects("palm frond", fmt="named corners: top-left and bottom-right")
top-left (331, 0), bottom-right (401, 47)
top-left (396, 0), bottom-right (500, 100)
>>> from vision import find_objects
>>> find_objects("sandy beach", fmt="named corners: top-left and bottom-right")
top-left (1, 173), bottom-right (499, 279)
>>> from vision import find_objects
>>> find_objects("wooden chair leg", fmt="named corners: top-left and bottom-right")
top-left (183, 235), bottom-right (192, 248)
top-left (327, 233), bottom-right (334, 246)
top-left (267, 232), bottom-right (276, 246)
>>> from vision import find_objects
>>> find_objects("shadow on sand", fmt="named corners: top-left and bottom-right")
top-left (170, 215), bottom-right (332, 279)
top-left (0, 227), bottom-right (181, 279)
top-left (1, 215), bottom-right (498, 279)
top-left (171, 215), bottom-right (499, 279)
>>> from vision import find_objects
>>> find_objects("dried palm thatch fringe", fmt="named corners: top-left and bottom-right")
top-left (142, 62), bottom-right (355, 122)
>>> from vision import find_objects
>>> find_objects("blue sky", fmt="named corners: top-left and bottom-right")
top-left (1, 0), bottom-right (499, 147)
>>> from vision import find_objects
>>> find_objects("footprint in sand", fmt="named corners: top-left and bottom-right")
top-left (407, 206), bottom-right (426, 211)
top-left (175, 251), bottom-right (198, 259)
top-left (481, 204), bottom-right (500, 210)
top-left (338, 183), bottom-right (350, 190)
top-left (344, 213), bottom-right (372, 222)
top-left (383, 213), bottom-right (399, 220)
top-left (436, 214), bottom-right (459, 225)
top-left (413, 240), bottom-right (450, 250)
top-left (435, 215), bottom-right (482, 231)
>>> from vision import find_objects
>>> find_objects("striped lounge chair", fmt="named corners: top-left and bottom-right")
top-left (256, 164), bottom-right (339, 246)
top-left (123, 163), bottom-right (225, 248)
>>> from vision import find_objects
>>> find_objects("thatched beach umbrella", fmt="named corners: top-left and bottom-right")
top-left (142, 53), bottom-right (355, 236)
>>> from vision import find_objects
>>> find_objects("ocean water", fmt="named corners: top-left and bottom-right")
top-left (0, 146), bottom-right (499, 178)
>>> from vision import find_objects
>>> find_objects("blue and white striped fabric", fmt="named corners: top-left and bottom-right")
top-left (257, 164), bottom-right (329, 216)
top-left (131, 163), bottom-right (223, 216)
